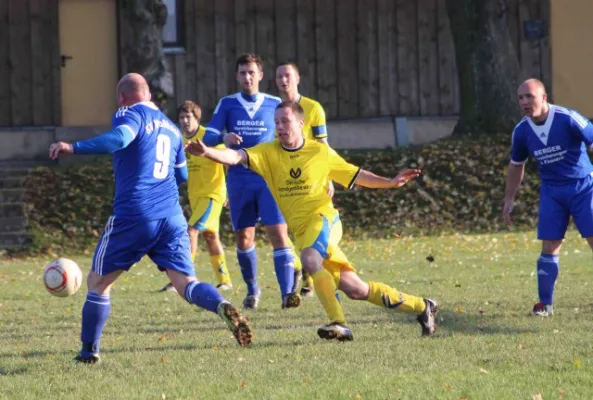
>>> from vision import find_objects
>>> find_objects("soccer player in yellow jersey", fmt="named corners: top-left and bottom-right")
top-left (160, 101), bottom-right (233, 292)
top-left (275, 61), bottom-right (332, 297)
top-left (185, 101), bottom-right (439, 341)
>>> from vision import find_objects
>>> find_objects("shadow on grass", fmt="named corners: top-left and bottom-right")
top-left (0, 367), bottom-right (29, 376)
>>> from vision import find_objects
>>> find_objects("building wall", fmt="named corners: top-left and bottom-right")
top-left (550, 0), bottom-right (593, 116)
top-left (0, 0), bottom-right (61, 127)
top-left (163, 0), bottom-right (551, 121)
top-left (0, 0), bottom-right (553, 128)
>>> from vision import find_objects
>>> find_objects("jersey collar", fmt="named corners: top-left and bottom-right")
top-left (281, 136), bottom-right (305, 152)
top-left (527, 104), bottom-right (555, 146)
top-left (184, 125), bottom-right (200, 139)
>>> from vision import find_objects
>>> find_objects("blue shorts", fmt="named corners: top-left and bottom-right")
top-left (227, 181), bottom-right (285, 231)
top-left (92, 214), bottom-right (195, 276)
top-left (538, 173), bottom-right (593, 240)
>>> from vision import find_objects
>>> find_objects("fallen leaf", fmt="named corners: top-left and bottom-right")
top-left (160, 357), bottom-right (170, 363)
top-left (455, 305), bottom-right (464, 313)
top-left (159, 336), bottom-right (167, 343)
top-left (241, 380), bottom-right (248, 389)
top-left (571, 359), bottom-right (582, 368)
top-left (479, 368), bottom-right (489, 374)
top-left (532, 393), bottom-right (542, 400)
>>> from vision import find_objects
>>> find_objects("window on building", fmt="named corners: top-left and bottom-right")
top-left (162, 0), bottom-right (184, 53)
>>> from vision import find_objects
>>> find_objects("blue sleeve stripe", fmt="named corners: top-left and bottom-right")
top-left (312, 125), bottom-right (327, 136)
top-left (175, 161), bottom-right (187, 168)
top-left (570, 111), bottom-right (588, 129)
top-left (206, 127), bottom-right (221, 134)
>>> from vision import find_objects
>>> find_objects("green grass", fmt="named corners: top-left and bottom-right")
top-left (1, 230), bottom-right (593, 399)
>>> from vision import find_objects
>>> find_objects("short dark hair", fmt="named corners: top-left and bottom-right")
top-left (177, 100), bottom-right (202, 122)
top-left (236, 53), bottom-right (264, 72)
top-left (276, 101), bottom-right (304, 119)
top-left (276, 61), bottom-right (299, 75)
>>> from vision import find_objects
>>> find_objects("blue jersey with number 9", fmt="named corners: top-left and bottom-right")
top-left (111, 101), bottom-right (185, 220)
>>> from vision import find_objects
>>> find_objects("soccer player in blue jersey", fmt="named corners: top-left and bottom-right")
top-left (504, 78), bottom-right (593, 317)
top-left (48, 73), bottom-right (252, 363)
top-left (203, 53), bottom-right (301, 310)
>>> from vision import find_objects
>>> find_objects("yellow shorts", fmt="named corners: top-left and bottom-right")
top-left (188, 197), bottom-right (223, 233)
top-left (295, 211), bottom-right (355, 286)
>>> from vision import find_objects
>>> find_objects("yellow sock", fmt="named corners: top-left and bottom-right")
top-left (312, 269), bottom-right (345, 324)
top-left (191, 253), bottom-right (196, 264)
top-left (210, 254), bottom-right (232, 286)
top-left (302, 272), bottom-right (314, 289)
top-left (367, 281), bottom-right (426, 314)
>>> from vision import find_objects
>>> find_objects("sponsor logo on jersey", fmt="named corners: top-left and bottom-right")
top-left (289, 168), bottom-right (302, 179)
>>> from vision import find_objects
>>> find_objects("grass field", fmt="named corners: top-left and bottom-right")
top-left (1, 230), bottom-right (593, 399)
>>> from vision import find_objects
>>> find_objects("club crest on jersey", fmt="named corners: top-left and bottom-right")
top-left (289, 168), bottom-right (302, 179)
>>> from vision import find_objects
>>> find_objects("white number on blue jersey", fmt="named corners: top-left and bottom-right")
top-left (153, 134), bottom-right (171, 179)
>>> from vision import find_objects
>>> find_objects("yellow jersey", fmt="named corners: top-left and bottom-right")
top-left (299, 95), bottom-right (327, 140)
top-left (244, 139), bottom-right (359, 235)
top-left (184, 125), bottom-right (226, 204)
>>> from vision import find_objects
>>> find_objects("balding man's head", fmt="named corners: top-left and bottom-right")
top-left (517, 78), bottom-right (548, 122)
top-left (117, 73), bottom-right (151, 107)
top-left (518, 78), bottom-right (546, 95)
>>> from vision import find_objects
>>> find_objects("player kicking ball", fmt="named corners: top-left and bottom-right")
top-left (187, 101), bottom-right (438, 341)
top-left (48, 73), bottom-right (252, 363)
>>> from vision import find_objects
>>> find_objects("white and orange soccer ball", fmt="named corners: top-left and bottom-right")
top-left (43, 258), bottom-right (83, 297)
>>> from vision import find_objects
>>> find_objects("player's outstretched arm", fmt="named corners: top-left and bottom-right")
top-left (185, 139), bottom-right (247, 166)
top-left (354, 168), bottom-right (421, 189)
top-left (48, 126), bottom-right (135, 160)
top-left (503, 162), bottom-right (525, 224)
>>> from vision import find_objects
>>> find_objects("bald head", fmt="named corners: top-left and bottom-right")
top-left (116, 73), bottom-right (151, 106)
top-left (518, 78), bottom-right (546, 95)
top-left (517, 78), bottom-right (548, 122)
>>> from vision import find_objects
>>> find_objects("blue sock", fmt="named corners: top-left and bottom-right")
top-left (184, 281), bottom-right (225, 314)
top-left (273, 247), bottom-right (295, 296)
top-left (80, 291), bottom-right (111, 357)
top-left (237, 245), bottom-right (259, 296)
top-left (537, 253), bottom-right (559, 305)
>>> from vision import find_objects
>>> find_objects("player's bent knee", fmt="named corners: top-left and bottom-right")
top-left (236, 228), bottom-right (255, 249)
top-left (541, 239), bottom-right (563, 254)
top-left (87, 270), bottom-right (122, 295)
top-left (300, 248), bottom-right (323, 275)
top-left (265, 224), bottom-right (290, 248)
top-left (202, 231), bottom-right (218, 244)
top-left (166, 269), bottom-right (197, 298)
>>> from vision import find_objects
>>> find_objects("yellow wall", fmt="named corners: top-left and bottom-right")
top-left (551, 0), bottom-right (593, 116)
top-left (59, 0), bottom-right (118, 126)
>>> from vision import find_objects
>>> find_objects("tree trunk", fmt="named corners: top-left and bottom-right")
top-left (446, 0), bottom-right (521, 135)
top-left (118, 0), bottom-right (173, 110)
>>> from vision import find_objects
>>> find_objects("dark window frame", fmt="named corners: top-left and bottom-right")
top-left (162, 0), bottom-right (185, 54)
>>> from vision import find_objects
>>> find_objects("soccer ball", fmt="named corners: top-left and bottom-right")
top-left (43, 258), bottom-right (83, 297)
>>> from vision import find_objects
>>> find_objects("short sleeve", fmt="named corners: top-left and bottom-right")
top-left (510, 124), bottom-right (529, 165)
top-left (112, 107), bottom-right (142, 139)
top-left (328, 147), bottom-right (360, 189)
top-left (244, 143), bottom-right (270, 177)
top-left (311, 103), bottom-right (328, 139)
top-left (568, 109), bottom-right (593, 147)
